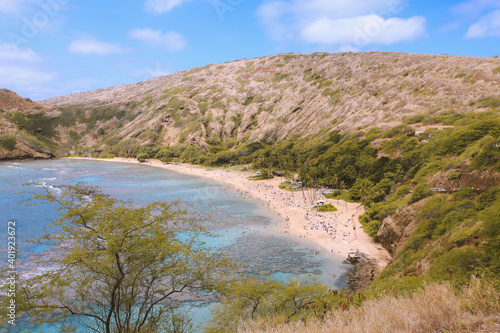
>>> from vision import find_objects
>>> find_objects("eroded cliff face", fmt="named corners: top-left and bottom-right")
top-left (377, 199), bottom-right (428, 257)
top-left (375, 162), bottom-right (499, 269)
top-left (0, 89), bottom-right (55, 160)
top-left (428, 167), bottom-right (500, 192)
top-left (39, 52), bottom-right (500, 149)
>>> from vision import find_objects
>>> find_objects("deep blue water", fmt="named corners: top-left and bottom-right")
top-left (0, 159), bottom-right (349, 332)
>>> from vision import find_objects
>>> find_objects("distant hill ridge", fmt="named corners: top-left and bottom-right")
top-left (0, 89), bottom-right (54, 159)
top-left (39, 52), bottom-right (500, 147)
top-left (2, 51), bottom-right (500, 160)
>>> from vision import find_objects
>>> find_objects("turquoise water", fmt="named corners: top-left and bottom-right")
top-left (0, 159), bottom-right (350, 332)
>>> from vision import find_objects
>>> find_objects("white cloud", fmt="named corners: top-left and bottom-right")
top-left (0, 66), bottom-right (55, 86)
top-left (0, 0), bottom-right (35, 14)
top-left (69, 38), bottom-right (128, 56)
top-left (465, 10), bottom-right (500, 38)
top-left (257, 1), bottom-right (293, 41)
top-left (145, 0), bottom-right (191, 14)
top-left (128, 28), bottom-right (186, 52)
top-left (0, 43), bottom-right (56, 93)
top-left (300, 15), bottom-right (426, 46)
top-left (451, 0), bottom-right (500, 16)
top-left (257, 0), bottom-right (425, 48)
top-left (133, 61), bottom-right (172, 81)
top-left (0, 43), bottom-right (40, 62)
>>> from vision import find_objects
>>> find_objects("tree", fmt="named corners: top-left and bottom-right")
top-left (137, 153), bottom-right (148, 162)
top-left (259, 168), bottom-right (274, 180)
top-left (205, 276), bottom-right (339, 333)
top-left (18, 184), bottom-right (234, 332)
top-left (409, 183), bottom-right (434, 204)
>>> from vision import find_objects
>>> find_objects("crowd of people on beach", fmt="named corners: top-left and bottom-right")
top-left (165, 164), bottom-right (363, 257)
top-left (239, 181), bottom-right (359, 243)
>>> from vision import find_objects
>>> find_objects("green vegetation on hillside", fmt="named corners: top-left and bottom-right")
top-left (236, 277), bottom-right (500, 333)
top-left (0, 134), bottom-right (17, 151)
top-left (6, 81), bottom-right (499, 330)
top-left (83, 104), bottom-right (500, 294)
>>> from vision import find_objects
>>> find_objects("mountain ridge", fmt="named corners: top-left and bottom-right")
top-left (0, 89), bottom-right (55, 159)
top-left (39, 51), bottom-right (500, 149)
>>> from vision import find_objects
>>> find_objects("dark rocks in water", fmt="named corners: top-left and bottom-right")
top-left (344, 254), bottom-right (360, 265)
top-left (55, 185), bottom-right (103, 197)
top-left (344, 252), bottom-right (379, 291)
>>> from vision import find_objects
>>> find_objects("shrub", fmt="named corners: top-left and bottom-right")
top-left (243, 96), bottom-right (254, 106)
top-left (404, 114), bottom-right (425, 124)
top-left (0, 134), bottom-right (17, 151)
top-left (208, 151), bottom-right (238, 166)
top-left (316, 204), bottom-right (338, 212)
top-left (272, 73), bottom-right (289, 82)
top-left (206, 135), bottom-right (222, 146)
top-left (473, 96), bottom-right (500, 109)
top-left (394, 185), bottom-right (411, 198)
top-left (137, 153), bottom-right (148, 162)
top-left (476, 186), bottom-right (500, 210)
top-left (68, 130), bottom-right (80, 141)
top-left (435, 128), bottom-right (487, 155)
top-left (409, 183), bottom-right (434, 204)
top-left (428, 247), bottom-right (486, 285)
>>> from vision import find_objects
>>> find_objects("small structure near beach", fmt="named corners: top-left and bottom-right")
top-left (273, 170), bottom-right (285, 177)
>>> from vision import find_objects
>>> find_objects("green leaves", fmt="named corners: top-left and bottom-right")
top-left (409, 183), bottom-right (434, 204)
top-left (0, 134), bottom-right (17, 151)
top-left (19, 184), bottom-right (234, 332)
top-left (206, 276), bottom-right (344, 333)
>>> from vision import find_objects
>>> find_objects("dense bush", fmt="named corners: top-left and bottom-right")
top-left (316, 204), bottom-right (338, 212)
top-left (0, 134), bottom-right (17, 151)
top-left (409, 183), bottom-right (434, 204)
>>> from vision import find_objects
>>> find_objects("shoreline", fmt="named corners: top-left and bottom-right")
top-left (67, 157), bottom-right (391, 274)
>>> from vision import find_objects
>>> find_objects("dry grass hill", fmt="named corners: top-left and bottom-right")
top-left (0, 89), bottom-right (55, 159)
top-left (39, 52), bottom-right (500, 150)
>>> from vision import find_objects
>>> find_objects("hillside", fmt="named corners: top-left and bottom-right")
top-left (3, 51), bottom-right (500, 331)
top-left (0, 89), bottom-right (56, 160)
top-left (40, 52), bottom-right (500, 152)
top-left (4, 52), bottom-right (499, 282)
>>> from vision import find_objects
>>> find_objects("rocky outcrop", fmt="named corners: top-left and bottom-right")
top-left (376, 199), bottom-right (428, 256)
top-left (0, 88), bottom-right (42, 112)
top-left (429, 167), bottom-right (500, 192)
top-left (0, 141), bottom-right (53, 160)
top-left (345, 252), bottom-right (380, 291)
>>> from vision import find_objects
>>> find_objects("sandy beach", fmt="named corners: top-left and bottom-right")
top-left (68, 157), bottom-right (391, 270)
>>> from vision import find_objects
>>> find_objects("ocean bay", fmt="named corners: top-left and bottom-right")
top-left (0, 159), bottom-right (349, 332)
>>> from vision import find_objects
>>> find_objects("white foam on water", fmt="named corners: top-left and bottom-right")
top-left (46, 185), bottom-right (63, 196)
top-left (34, 181), bottom-right (63, 196)
top-left (39, 177), bottom-right (57, 182)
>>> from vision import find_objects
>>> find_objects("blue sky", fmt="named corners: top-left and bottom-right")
top-left (0, 0), bottom-right (499, 101)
